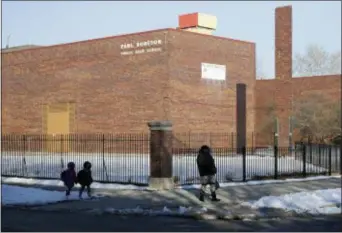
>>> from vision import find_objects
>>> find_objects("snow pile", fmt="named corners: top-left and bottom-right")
top-left (1, 177), bottom-right (149, 190)
top-left (242, 188), bottom-right (342, 215)
top-left (1, 184), bottom-right (97, 206)
top-left (180, 175), bottom-right (341, 189)
top-left (102, 205), bottom-right (208, 216)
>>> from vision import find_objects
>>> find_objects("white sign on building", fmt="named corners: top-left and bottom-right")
top-left (201, 63), bottom-right (226, 81)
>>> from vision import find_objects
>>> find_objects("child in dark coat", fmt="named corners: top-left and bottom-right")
top-left (77, 161), bottom-right (93, 198)
top-left (60, 162), bottom-right (77, 197)
top-left (196, 145), bottom-right (220, 202)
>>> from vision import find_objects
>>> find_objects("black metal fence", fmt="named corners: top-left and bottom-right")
top-left (294, 142), bottom-right (341, 175)
top-left (2, 133), bottom-right (341, 186)
top-left (172, 139), bottom-right (341, 185)
top-left (1, 134), bottom-right (150, 185)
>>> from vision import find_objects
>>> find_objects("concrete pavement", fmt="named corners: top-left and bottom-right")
top-left (2, 208), bottom-right (342, 232)
top-left (3, 177), bottom-right (341, 219)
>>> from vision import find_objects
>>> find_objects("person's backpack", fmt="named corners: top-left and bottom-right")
top-left (60, 170), bottom-right (66, 181)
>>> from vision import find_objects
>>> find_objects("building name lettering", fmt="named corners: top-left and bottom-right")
top-left (121, 47), bottom-right (162, 56)
top-left (120, 39), bottom-right (162, 50)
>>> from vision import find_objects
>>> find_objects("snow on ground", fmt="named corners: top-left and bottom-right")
top-left (1, 152), bottom-right (329, 184)
top-left (100, 206), bottom-right (208, 216)
top-left (1, 184), bottom-right (206, 216)
top-left (1, 184), bottom-right (96, 206)
top-left (1, 177), bottom-right (148, 190)
top-left (242, 188), bottom-right (342, 215)
top-left (2, 175), bottom-right (341, 191)
top-left (180, 175), bottom-right (341, 189)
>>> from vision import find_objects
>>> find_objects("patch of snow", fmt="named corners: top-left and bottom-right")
top-left (1, 184), bottom-right (96, 206)
top-left (179, 175), bottom-right (341, 190)
top-left (241, 188), bottom-right (342, 215)
top-left (178, 206), bottom-right (190, 214)
top-left (2, 175), bottom-right (340, 191)
top-left (102, 205), bottom-right (198, 216)
top-left (163, 206), bottom-right (171, 213)
top-left (1, 177), bottom-right (149, 190)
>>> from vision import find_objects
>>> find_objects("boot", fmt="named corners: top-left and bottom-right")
top-left (211, 192), bottom-right (220, 202)
top-left (199, 190), bottom-right (205, 202)
top-left (79, 190), bottom-right (83, 199)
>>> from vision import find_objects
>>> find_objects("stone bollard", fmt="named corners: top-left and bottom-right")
top-left (147, 120), bottom-right (174, 190)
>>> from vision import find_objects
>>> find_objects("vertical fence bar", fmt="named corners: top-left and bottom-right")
top-left (242, 146), bottom-right (246, 182)
top-left (309, 138), bottom-right (313, 163)
top-left (302, 142), bottom-right (306, 177)
top-left (231, 132), bottom-right (234, 149)
top-left (251, 132), bottom-right (254, 153)
top-left (22, 135), bottom-right (27, 177)
top-left (102, 134), bottom-right (105, 181)
top-left (318, 144), bottom-right (321, 165)
top-left (274, 133), bottom-right (278, 179)
top-left (340, 143), bottom-right (342, 175)
top-left (60, 135), bottom-right (64, 175)
top-left (328, 145), bottom-right (332, 176)
top-left (274, 146), bottom-right (278, 180)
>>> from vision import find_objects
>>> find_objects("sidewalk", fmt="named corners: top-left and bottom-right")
top-left (9, 177), bottom-right (341, 220)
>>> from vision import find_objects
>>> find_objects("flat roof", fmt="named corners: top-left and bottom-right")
top-left (2, 28), bottom-right (254, 55)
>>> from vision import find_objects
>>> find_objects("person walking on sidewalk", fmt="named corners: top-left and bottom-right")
top-left (60, 162), bottom-right (77, 198)
top-left (196, 145), bottom-right (220, 202)
top-left (77, 161), bottom-right (93, 199)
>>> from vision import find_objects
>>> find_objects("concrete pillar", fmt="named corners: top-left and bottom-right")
top-left (147, 120), bottom-right (174, 190)
top-left (236, 83), bottom-right (247, 154)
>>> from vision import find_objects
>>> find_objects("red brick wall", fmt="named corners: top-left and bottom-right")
top-left (255, 74), bottom-right (341, 147)
top-left (2, 30), bottom-right (170, 134)
top-left (3, 18), bottom-right (339, 151)
top-left (2, 28), bottom-right (256, 149)
top-left (167, 30), bottom-right (256, 147)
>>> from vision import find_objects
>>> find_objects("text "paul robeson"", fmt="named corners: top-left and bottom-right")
top-left (120, 40), bottom-right (163, 50)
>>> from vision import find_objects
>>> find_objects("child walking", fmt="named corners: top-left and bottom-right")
top-left (77, 161), bottom-right (93, 199)
top-left (60, 162), bottom-right (77, 197)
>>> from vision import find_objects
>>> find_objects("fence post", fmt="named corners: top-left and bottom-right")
top-left (302, 142), bottom-right (306, 177)
top-left (22, 135), bottom-right (27, 177)
top-left (102, 134), bottom-right (109, 182)
top-left (60, 135), bottom-right (64, 172)
top-left (252, 132), bottom-right (254, 153)
top-left (340, 144), bottom-right (342, 175)
top-left (318, 143), bottom-right (321, 165)
top-left (274, 133), bottom-right (278, 180)
top-left (309, 137), bottom-right (313, 163)
top-left (242, 146), bottom-right (246, 182)
top-left (147, 121), bottom-right (173, 190)
top-left (328, 145), bottom-right (332, 176)
top-left (231, 132), bottom-right (234, 150)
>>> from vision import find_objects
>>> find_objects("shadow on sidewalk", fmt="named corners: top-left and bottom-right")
top-left (2, 206), bottom-right (342, 232)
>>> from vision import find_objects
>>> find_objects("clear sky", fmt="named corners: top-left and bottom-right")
top-left (2, 1), bottom-right (341, 78)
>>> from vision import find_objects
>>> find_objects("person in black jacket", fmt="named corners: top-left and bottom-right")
top-left (77, 161), bottom-right (93, 199)
top-left (196, 145), bottom-right (220, 202)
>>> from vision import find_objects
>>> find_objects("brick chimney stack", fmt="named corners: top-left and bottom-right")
top-left (274, 5), bottom-right (293, 148)
top-left (275, 6), bottom-right (292, 80)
